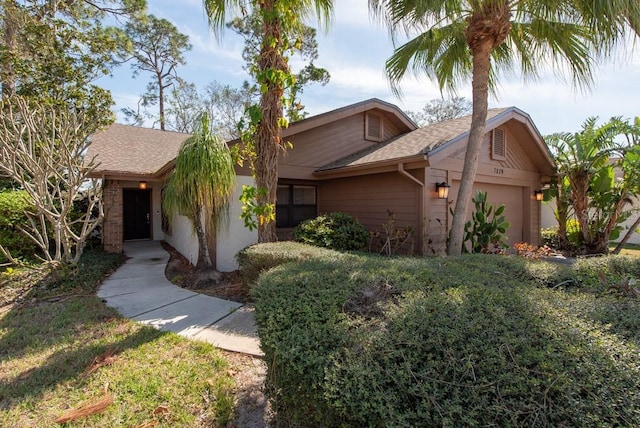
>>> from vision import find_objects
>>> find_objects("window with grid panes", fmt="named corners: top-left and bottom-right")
top-left (276, 185), bottom-right (317, 227)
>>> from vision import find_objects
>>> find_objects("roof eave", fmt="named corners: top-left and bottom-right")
top-left (314, 154), bottom-right (426, 177)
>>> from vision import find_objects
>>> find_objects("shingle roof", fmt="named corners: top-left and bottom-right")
top-left (318, 108), bottom-right (509, 171)
top-left (87, 124), bottom-right (190, 176)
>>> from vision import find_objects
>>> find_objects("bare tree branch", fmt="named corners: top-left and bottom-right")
top-left (0, 96), bottom-right (104, 265)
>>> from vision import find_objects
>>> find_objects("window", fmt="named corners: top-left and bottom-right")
top-left (492, 128), bottom-right (506, 160)
top-left (276, 185), bottom-right (317, 228)
top-left (365, 112), bottom-right (384, 141)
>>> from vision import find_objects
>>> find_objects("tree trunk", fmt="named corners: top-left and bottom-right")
top-left (194, 207), bottom-right (213, 269)
top-left (255, 0), bottom-right (286, 243)
top-left (596, 196), bottom-right (629, 253)
top-left (570, 170), bottom-right (593, 246)
top-left (554, 181), bottom-right (571, 250)
top-left (447, 42), bottom-right (493, 255)
top-left (158, 72), bottom-right (165, 131)
top-left (447, 4), bottom-right (511, 256)
top-left (613, 214), bottom-right (640, 254)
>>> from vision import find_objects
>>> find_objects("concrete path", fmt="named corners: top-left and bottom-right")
top-left (98, 240), bottom-right (263, 357)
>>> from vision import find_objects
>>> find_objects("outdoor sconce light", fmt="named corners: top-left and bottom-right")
top-left (534, 190), bottom-right (544, 201)
top-left (436, 182), bottom-right (450, 199)
top-left (139, 181), bottom-right (147, 190)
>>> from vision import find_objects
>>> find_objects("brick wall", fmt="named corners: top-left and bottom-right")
top-left (103, 179), bottom-right (123, 253)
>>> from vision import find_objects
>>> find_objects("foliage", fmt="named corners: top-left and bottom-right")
top-left (0, 190), bottom-right (37, 263)
top-left (0, 0), bottom-right (144, 119)
top-left (369, 0), bottom-right (640, 256)
top-left (236, 241), bottom-right (335, 286)
top-left (227, 11), bottom-right (330, 122)
top-left (0, 96), bottom-right (104, 266)
top-left (122, 14), bottom-right (192, 130)
top-left (293, 212), bottom-right (368, 251)
top-left (163, 113), bottom-right (236, 269)
top-left (547, 116), bottom-right (640, 254)
top-left (541, 227), bottom-right (560, 249)
top-left (461, 191), bottom-right (510, 254)
top-left (204, 0), bottom-right (333, 242)
top-left (238, 185), bottom-right (274, 232)
top-left (405, 96), bottom-right (471, 126)
top-left (253, 248), bottom-right (640, 426)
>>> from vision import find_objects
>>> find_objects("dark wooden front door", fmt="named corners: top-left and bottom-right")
top-left (123, 189), bottom-right (151, 240)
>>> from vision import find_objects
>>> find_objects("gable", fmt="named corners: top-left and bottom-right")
top-left (279, 102), bottom-right (415, 180)
top-left (430, 108), bottom-right (555, 176)
top-left (317, 108), bottom-right (509, 172)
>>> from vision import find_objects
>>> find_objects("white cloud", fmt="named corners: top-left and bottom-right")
top-left (104, 0), bottom-right (640, 135)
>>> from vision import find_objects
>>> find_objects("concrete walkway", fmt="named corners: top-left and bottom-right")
top-left (97, 240), bottom-right (263, 357)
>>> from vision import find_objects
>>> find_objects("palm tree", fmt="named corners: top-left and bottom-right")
top-left (369, 0), bottom-right (640, 255)
top-left (163, 113), bottom-right (236, 269)
top-left (547, 117), bottom-right (640, 254)
top-left (203, 0), bottom-right (332, 242)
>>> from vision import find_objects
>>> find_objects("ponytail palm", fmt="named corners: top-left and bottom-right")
top-left (369, 0), bottom-right (640, 255)
top-left (163, 113), bottom-right (236, 269)
top-left (203, 0), bottom-right (332, 242)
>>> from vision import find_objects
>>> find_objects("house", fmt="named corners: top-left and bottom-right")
top-left (87, 99), bottom-right (555, 270)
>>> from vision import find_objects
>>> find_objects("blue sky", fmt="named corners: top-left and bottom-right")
top-left (98, 0), bottom-right (640, 135)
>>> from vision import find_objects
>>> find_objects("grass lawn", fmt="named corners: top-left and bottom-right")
top-left (0, 249), bottom-right (235, 427)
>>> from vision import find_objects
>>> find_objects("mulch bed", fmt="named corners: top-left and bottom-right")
top-left (161, 241), bottom-right (251, 303)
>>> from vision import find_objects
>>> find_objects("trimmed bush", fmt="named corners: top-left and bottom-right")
top-left (236, 241), bottom-right (338, 286)
top-left (293, 212), bottom-right (368, 251)
top-left (253, 250), bottom-right (640, 426)
top-left (0, 190), bottom-right (37, 262)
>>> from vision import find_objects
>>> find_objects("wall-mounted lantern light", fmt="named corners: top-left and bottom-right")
top-left (139, 181), bottom-right (147, 190)
top-left (436, 182), bottom-right (450, 199)
top-left (534, 190), bottom-right (543, 201)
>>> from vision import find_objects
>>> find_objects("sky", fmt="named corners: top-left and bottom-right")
top-left (98, 0), bottom-right (640, 136)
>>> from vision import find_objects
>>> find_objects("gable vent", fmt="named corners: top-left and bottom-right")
top-left (365, 112), bottom-right (383, 142)
top-left (492, 128), bottom-right (506, 160)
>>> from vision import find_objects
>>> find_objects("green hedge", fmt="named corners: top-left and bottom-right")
top-left (253, 249), bottom-right (640, 426)
top-left (236, 241), bottom-right (338, 287)
top-left (0, 190), bottom-right (37, 263)
top-left (293, 212), bottom-right (368, 251)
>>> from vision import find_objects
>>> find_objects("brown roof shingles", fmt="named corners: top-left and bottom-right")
top-left (319, 108), bottom-right (508, 171)
top-left (87, 124), bottom-right (190, 176)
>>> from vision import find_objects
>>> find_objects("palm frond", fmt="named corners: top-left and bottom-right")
top-left (163, 112), bottom-right (236, 239)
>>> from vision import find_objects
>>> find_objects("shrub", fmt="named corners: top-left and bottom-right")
top-left (236, 241), bottom-right (338, 287)
top-left (0, 190), bottom-right (38, 263)
top-left (254, 250), bottom-right (640, 426)
top-left (293, 212), bottom-right (368, 251)
top-left (541, 227), bottom-right (560, 248)
top-left (462, 191), bottom-right (510, 253)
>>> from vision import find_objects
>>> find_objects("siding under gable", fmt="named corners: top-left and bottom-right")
top-left (450, 124), bottom-right (538, 173)
top-left (279, 112), bottom-right (406, 180)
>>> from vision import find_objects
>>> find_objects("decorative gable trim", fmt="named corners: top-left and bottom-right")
top-left (492, 128), bottom-right (506, 160)
top-left (365, 112), bottom-right (384, 142)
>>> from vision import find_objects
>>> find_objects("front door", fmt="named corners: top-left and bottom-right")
top-left (123, 189), bottom-right (151, 240)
